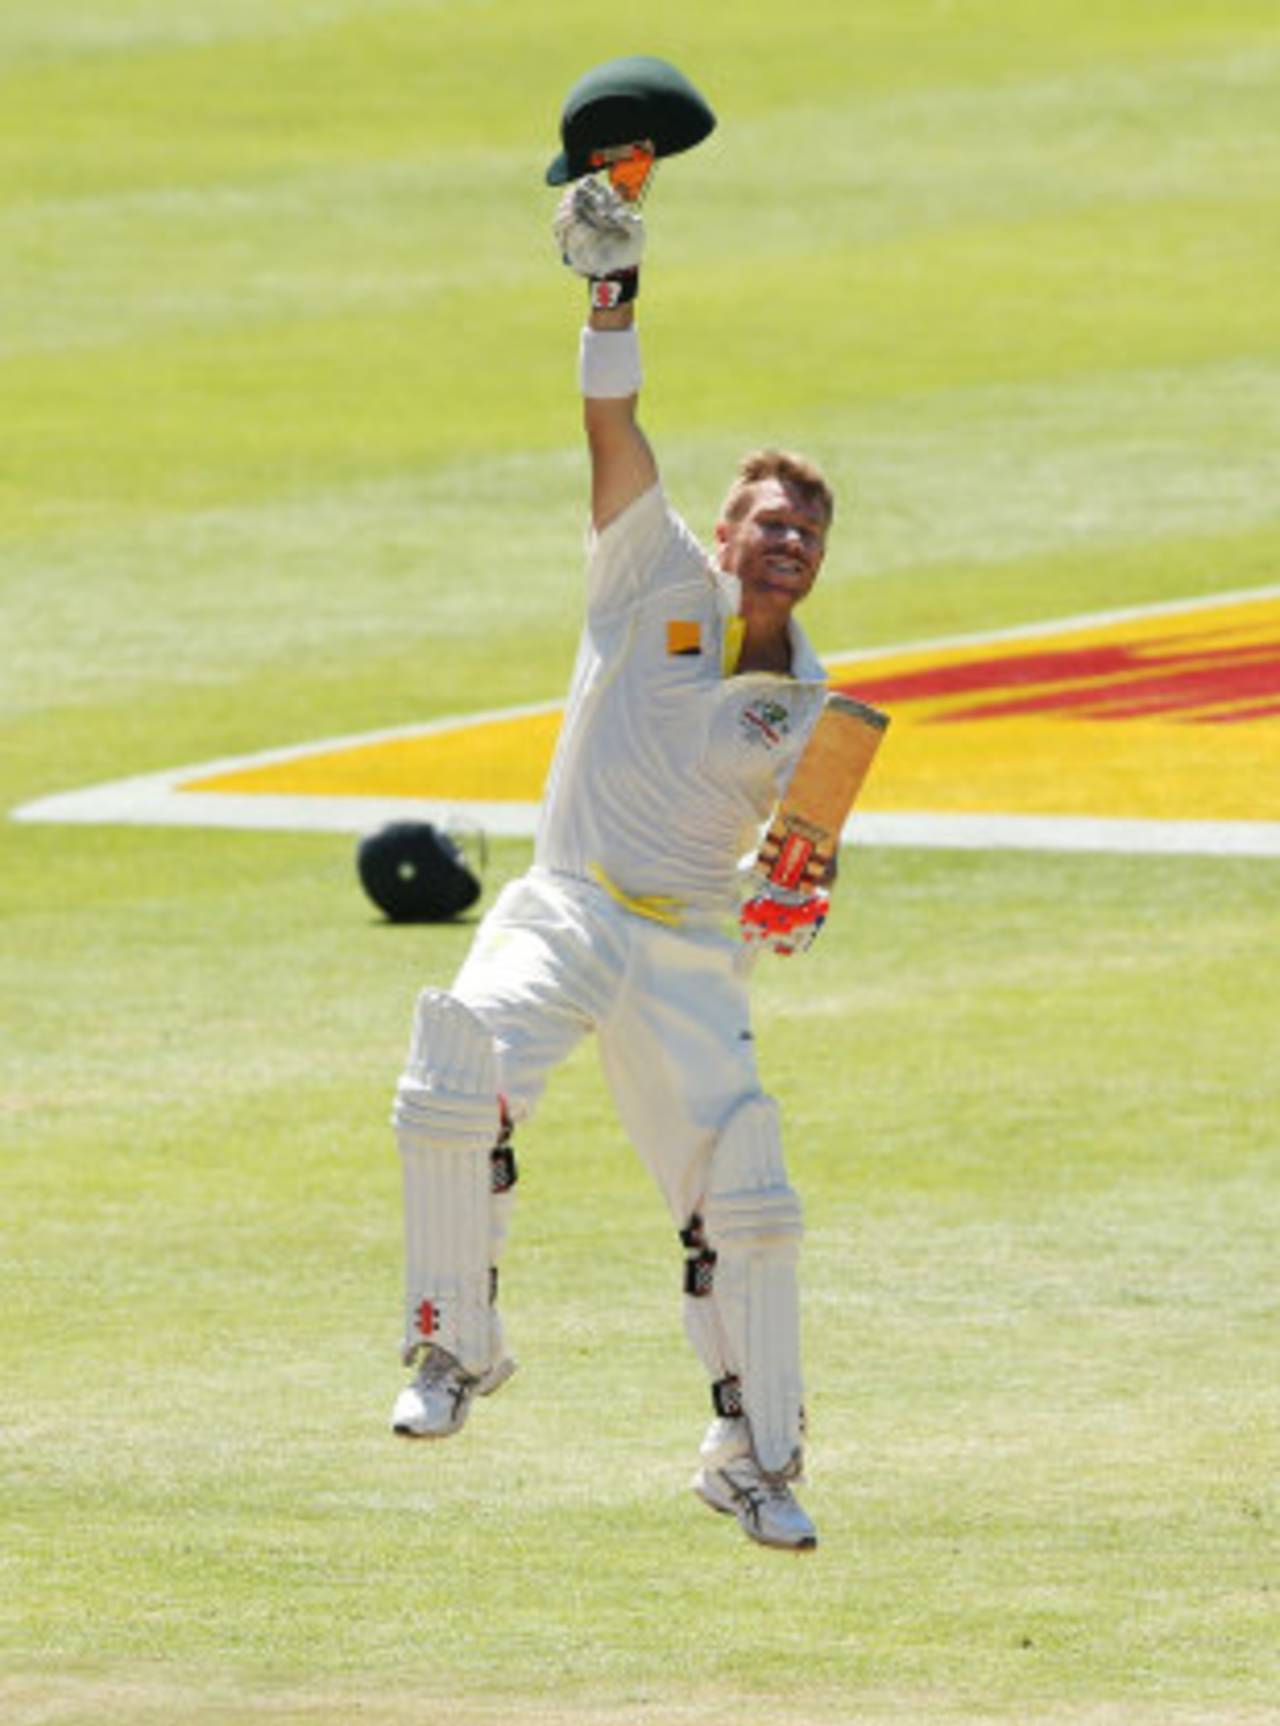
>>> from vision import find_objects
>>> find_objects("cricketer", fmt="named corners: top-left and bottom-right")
top-left (386, 73), bottom-right (842, 1551)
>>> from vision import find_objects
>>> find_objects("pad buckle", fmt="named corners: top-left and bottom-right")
top-left (491, 1110), bottom-right (518, 1194)
top-left (680, 1213), bottom-right (717, 1298)
top-left (712, 1375), bottom-right (743, 1419)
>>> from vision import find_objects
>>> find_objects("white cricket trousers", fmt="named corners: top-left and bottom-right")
top-left (451, 866), bottom-right (766, 1229)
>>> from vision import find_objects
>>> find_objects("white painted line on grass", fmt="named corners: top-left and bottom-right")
top-left (11, 587), bottom-right (1279, 858)
top-left (851, 813), bottom-right (1280, 859)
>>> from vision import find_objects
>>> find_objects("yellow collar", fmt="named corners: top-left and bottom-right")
top-left (721, 615), bottom-right (746, 676)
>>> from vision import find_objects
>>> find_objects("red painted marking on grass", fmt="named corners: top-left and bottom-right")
top-left (1196, 700), bottom-right (1280, 724)
top-left (839, 630), bottom-right (1280, 724)
top-left (844, 643), bottom-right (1136, 703)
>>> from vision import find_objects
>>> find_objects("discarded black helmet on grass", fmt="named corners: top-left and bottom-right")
top-left (356, 822), bottom-right (481, 923)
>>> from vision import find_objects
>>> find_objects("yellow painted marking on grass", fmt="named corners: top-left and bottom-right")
top-left (826, 590), bottom-right (1280, 823)
top-left (185, 708), bottom-right (566, 802)
top-left (182, 591), bottom-right (1280, 826)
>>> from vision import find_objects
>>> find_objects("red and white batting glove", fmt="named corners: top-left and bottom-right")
top-left (739, 884), bottom-right (830, 957)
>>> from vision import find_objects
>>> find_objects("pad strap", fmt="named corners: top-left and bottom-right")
top-left (491, 1109), bottom-right (518, 1194)
top-left (712, 1375), bottom-right (744, 1419)
top-left (680, 1213), bottom-right (718, 1298)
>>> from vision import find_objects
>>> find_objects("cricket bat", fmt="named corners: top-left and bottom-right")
top-left (754, 693), bottom-right (890, 891)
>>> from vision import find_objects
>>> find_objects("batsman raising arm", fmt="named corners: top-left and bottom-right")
top-left (388, 109), bottom-right (847, 1551)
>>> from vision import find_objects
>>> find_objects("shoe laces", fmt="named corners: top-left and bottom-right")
top-left (406, 1343), bottom-right (464, 1385)
top-left (723, 1457), bottom-right (799, 1510)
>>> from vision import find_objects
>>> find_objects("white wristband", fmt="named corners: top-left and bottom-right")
top-left (579, 325), bottom-right (642, 399)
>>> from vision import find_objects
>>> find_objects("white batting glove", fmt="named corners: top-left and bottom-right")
top-left (554, 178), bottom-right (646, 280)
top-left (740, 884), bottom-right (830, 957)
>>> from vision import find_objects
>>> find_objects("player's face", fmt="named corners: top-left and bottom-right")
top-left (715, 480), bottom-right (827, 623)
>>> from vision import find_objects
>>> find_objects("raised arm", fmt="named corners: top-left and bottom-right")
top-left (582, 301), bottom-right (658, 531)
top-left (554, 179), bottom-right (659, 530)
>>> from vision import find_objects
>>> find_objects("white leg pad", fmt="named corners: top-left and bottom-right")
top-left (701, 1095), bottom-right (805, 1477)
top-left (393, 989), bottom-right (503, 1375)
top-left (682, 1287), bottom-right (729, 1385)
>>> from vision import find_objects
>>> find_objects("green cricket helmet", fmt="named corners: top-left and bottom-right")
top-left (545, 55), bottom-right (716, 186)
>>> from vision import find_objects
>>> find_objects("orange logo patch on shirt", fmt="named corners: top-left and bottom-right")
top-left (666, 620), bottom-right (702, 657)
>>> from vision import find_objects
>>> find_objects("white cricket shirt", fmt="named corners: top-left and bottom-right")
top-left (534, 485), bottom-right (828, 915)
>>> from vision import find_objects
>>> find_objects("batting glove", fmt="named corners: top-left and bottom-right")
top-left (739, 884), bottom-right (830, 957)
top-left (554, 178), bottom-right (645, 301)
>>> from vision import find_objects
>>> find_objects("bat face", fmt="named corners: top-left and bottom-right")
top-left (755, 694), bottom-right (889, 890)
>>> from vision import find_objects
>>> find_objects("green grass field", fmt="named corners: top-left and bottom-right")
top-left (3, 3), bottom-right (1278, 1722)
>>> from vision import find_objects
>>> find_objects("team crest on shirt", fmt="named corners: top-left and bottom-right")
top-left (739, 697), bottom-right (792, 748)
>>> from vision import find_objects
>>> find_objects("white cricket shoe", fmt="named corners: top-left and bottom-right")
top-left (693, 1457), bottom-right (817, 1550)
top-left (692, 1417), bottom-right (817, 1551)
top-left (390, 1344), bottom-right (516, 1440)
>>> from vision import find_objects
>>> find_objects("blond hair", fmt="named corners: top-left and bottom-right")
top-left (719, 448), bottom-right (835, 529)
